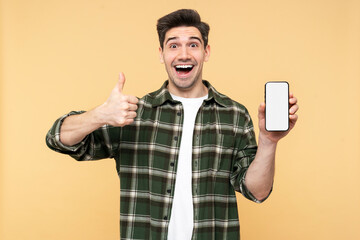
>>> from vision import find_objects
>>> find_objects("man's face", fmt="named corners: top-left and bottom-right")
top-left (159, 26), bottom-right (210, 92)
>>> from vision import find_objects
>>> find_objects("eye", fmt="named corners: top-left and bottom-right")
top-left (190, 43), bottom-right (198, 48)
top-left (169, 44), bottom-right (177, 49)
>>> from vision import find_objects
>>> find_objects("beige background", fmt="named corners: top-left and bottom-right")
top-left (1, 0), bottom-right (359, 239)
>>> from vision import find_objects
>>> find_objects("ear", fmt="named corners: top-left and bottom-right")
top-left (204, 44), bottom-right (211, 62)
top-left (159, 47), bottom-right (164, 64)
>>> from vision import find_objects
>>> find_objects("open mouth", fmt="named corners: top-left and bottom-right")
top-left (174, 64), bottom-right (194, 77)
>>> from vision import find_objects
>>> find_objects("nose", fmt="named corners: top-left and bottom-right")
top-left (177, 46), bottom-right (191, 61)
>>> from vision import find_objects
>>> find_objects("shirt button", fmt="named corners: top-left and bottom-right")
top-left (167, 189), bottom-right (171, 194)
top-left (170, 162), bottom-right (174, 167)
top-left (174, 136), bottom-right (178, 141)
top-left (164, 216), bottom-right (168, 220)
top-left (177, 112), bottom-right (181, 116)
top-left (194, 161), bottom-right (197, 165)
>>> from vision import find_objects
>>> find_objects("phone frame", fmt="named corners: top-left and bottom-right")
top-left (265, 81), bottom-right (289, 132)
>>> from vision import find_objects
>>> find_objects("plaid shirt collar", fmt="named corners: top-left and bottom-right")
top-left (146, 80), bottom-right (232, 108)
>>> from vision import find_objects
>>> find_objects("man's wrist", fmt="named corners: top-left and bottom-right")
top-left (88, 105), bottom-right (108, 127)
top-left (258, 132), bottom-right (278, 148)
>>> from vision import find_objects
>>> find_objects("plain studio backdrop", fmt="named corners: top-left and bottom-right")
top-left (0, 0), bottom-right (359, 239)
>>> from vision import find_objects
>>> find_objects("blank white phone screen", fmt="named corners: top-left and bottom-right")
top-left (265, 82), bottom-right (289, 131)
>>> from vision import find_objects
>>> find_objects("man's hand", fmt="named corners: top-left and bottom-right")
top-left (96, 72), bottom-right (139, 127)
top-left (258, 93), bottom-right (299, 143)
top-left (59, 73), bottom-right (138, 146)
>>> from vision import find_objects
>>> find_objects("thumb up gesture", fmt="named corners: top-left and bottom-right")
top-left (98, 72), bottom-right (139, 127)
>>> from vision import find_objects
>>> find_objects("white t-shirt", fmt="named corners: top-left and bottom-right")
top-left (167, 93), bottom-right (208, 240)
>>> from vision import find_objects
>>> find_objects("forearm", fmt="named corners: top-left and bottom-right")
top-left (245, 134), bottom-right (277, 201)
top-left (242, 92), bottom-right (298, 201)
top-left (60, 107), bottom-right (105, 146)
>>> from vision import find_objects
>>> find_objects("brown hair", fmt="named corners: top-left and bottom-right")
top-left (156, 9), bottom-right (210, 49)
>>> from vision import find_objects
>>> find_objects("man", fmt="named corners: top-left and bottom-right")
top-left (46, 9), bottom-right (298, 240)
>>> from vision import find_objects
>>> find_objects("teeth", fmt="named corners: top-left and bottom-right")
top-left (175, 65), bottom-right (193, 69)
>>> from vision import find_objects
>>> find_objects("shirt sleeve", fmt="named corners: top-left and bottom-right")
top-left (45, 111), bottom-right (120, 161)
top-left (230, 108), bottom-right (272, 203)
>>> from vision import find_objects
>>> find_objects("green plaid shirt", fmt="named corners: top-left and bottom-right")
top-left (46, 80), bottom-right (269, 240)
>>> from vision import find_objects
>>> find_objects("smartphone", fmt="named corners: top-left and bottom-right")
top-left (265, 81), bottom-right (289, 131)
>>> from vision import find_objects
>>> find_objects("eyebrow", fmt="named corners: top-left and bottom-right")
top-left (165, 36), bottom-right (203, 45)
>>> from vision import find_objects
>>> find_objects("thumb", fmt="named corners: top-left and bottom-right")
top-left (115, 72), bottom-right (126, 93)
top-left (258, 102), bottom-right (266, 119)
